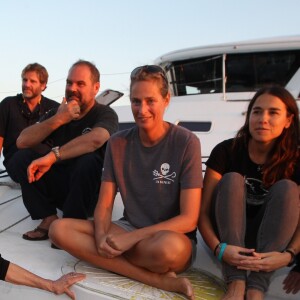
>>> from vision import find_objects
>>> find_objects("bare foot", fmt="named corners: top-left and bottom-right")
top-left (159, 273), bottom-right (195, 299)
top-left (246, 288), bottom-right (264, 300)
top-left (222, 280), bottom-right (245, 300)
top-left (23, 215), bottom-right (58, 239)
top-left (165, 271), bottom-right (177, 278)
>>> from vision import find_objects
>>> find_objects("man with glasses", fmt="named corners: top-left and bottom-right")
top-left (0, 63), bottom-right (59, 180)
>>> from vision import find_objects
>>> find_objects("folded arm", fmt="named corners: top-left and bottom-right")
top-left (17, 98), bottom-right (80, 149)
top-left (27, 126), bottom-right (110, 182)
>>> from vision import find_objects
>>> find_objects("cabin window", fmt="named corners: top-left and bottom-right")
top-left (167, 50), bottom-right (300, 96)
top-left (168, 55), bottom-right (223, 96)
top-left (225, 50), bottom-right (300, 92)
top-left (118, 122), bottom-right (135, 131)
top-left (177, 121), bottom-right (212, 132)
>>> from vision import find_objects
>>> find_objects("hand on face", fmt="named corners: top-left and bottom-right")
top-left (57, 97), bottom-right (81, 123)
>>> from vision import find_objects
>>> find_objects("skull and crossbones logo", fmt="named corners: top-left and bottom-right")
top-left (153, 163), bottom-right (176, 182)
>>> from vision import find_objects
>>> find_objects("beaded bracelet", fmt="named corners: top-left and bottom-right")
top-left (217, 243), bottom-right (227, 262)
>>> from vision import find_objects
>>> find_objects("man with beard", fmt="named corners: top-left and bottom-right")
top-left (0, 63), bottom-right (59, 179)
top-left (10, 60), bottom-right (118, 241)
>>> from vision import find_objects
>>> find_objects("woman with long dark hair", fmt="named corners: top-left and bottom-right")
top-left (199, 86), bottom-right (300, 299)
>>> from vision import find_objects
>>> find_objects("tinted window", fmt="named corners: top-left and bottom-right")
top-left (118, 122), bottom-right (135, 131)
top-left (167, 50), bottom-right (300, 96)
top-left (168, 55), bottom-right (223, 96)
top-left (177, 121), bottom-right (212, 132)
top-left (226, 50), bottom-right (300, 92)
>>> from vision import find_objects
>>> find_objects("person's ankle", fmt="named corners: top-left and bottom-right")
top-left (221, 280), bottom-right (245, 299)
top-left (246, 288), bottom-right (264, 300)
top-left (40, 215), bottom-right (58, 228)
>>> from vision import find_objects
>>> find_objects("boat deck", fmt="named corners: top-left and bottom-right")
top-left (0, 177), bottom-right (297, 299)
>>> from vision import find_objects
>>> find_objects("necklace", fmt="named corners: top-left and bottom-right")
top-left (257, 164), bottom-right (263, 172)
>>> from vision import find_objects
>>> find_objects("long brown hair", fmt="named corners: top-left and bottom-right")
top-left (234, 86), bottom-right (300, 187)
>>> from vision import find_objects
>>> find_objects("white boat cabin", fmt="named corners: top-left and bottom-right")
top-left (114, 36), bottom-right (300, 166)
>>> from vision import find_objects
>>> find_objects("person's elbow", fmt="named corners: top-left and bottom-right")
top-left (89, 129), bottom-right (110, 151)
top-left (183, 214), bottom-right (199, 232)
top-left (197, 211), bottom-right (211, 234)
top-left (16, 135), bottom-right (28, 149)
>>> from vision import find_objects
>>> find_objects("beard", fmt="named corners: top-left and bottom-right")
top-left (22, 88), bottom-right (39, 100)
top-left (65, 91), bottom-right (91, 112)
top-left (66, 91), bottom-right (81, 103)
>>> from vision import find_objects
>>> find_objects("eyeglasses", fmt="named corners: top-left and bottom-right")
top-left (130, 65), bottom-right (168, 88)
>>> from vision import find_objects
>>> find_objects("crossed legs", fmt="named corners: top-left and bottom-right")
top-left (49, 218), bottom-right (195, 299)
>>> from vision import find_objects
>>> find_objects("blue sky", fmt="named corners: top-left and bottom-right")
top-left (0, 0), bottom-right (300, 105)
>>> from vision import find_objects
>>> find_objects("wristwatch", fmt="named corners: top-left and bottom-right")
top-left (51, 146), bottom-right (61, 161)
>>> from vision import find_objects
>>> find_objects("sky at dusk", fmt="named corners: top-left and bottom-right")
top-left (1, 0), bottom-right (300, 105)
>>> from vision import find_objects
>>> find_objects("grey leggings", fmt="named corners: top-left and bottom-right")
top-left (215, 172), bottom-right (299, 292)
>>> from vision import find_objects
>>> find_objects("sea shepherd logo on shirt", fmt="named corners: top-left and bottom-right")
top-left (153, 163), bottom-right (176, 184)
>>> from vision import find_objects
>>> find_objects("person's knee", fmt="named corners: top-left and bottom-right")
top-left (270, 179), bottom-right (299, 205)
top-left (73, 153), bottom-right (103, 176)
top-left (49, 219), bottom-right (68, 243)
top-left (221, 172), bottom-right (244, 186)
top-left (6, 149), bottom-right (39, 182)
top-left (217, 172), bottom-right (245, 203)
top-left (149, 231), bottom-right (192, 267)
top-left (67, 153), bottom-right (102, 195)
top-left (13, 149), bottom-right (36, 164)
top-left (272, 179), bottom-right (298, 195)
